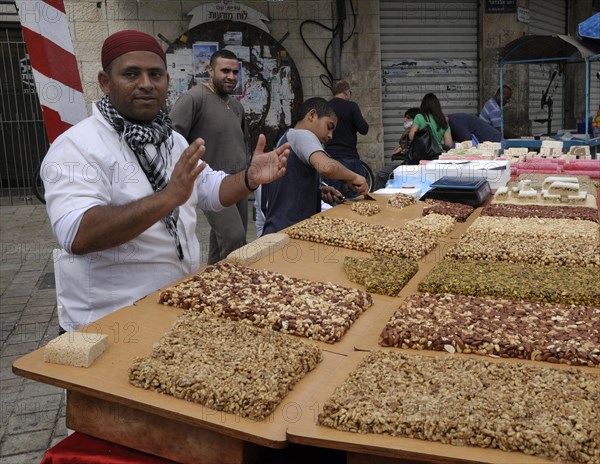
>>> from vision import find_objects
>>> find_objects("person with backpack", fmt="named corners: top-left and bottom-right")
top-left (407, 93), bottom-right (453, 162)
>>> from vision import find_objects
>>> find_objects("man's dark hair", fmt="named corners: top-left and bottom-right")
top-left (332, 79), bottom-right (350, 95)
top-left (405, 107), bottom-right (420, 119)
top-left (495, 84), bottom-right (512, 96)
top-left (297, 97), bottom-right (336, 121)
top-left (210, 49), bottom-right (238, 66)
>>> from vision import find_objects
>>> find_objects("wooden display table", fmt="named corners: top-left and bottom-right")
top-left (12, 303), bottom-right (346, 464)
top-left (13, 194), bottom-right (597, 463)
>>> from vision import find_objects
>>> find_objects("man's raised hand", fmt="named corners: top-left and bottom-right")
top-left (166, 138), bottom-right (207, 205)
top-left (246, 134), bottom-right (290, 189)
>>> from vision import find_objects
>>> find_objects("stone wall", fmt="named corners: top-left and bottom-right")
top-left (479, 1), bottom-right (529, 137)
top-left (64, 0), bottom-right (384, 169)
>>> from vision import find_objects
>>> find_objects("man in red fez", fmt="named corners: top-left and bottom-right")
top-left (41, 30), bottom-right (289, 333)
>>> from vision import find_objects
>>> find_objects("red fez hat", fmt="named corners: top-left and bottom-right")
top-left (101, 30), bottom-right (166, 69)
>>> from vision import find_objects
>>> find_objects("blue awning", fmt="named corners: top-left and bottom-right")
top-left (578, 12), bottom-right (600, 40)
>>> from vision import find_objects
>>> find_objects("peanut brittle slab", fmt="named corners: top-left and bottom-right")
top-left (422, 199), bottom-right (475, 222)
top-left (481, 203), bottom-right (599, 222)
top-left (380, 293), bottom-right (600, 367)
top-left (129, 313), bottom-right (322, 421)
top-left (286, 216), bottom-right (453, 260)
top-left (446, 216), bottom-right (600, 267)
top-left (319, 350), bottom-right (600, 463)
top-left (158, 262), bottom-right (373, 343)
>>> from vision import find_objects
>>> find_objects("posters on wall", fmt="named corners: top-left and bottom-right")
top-left (166, 38), bottom-right (292, 124)
top-left (193, 42), bottom-right (218, 79)
top-left (166, 50), bottom-right (193, 107)
top-left (485, 0), bottom-right (517, 14)
top-left (164, 21), bottom-right (303, 150)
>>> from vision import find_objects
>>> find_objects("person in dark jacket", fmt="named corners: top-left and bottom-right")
top-left (449, 112), bottom-right (501, 143)
top-left (323, 79), bottom-right (369, 197)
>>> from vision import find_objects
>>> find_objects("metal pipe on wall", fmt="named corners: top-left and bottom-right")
top-left (332, 0), bottom-right (346, 81)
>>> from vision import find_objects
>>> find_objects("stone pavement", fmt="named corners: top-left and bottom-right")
top-left (0, 203), bottom-right (64, 463)
top-left (0, 200), bottom-right (258, 463)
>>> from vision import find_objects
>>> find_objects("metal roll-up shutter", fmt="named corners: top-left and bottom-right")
top-left (528, 0), bottom-right (567, 135)
top-left (380, 0), bottom-right (478, 158)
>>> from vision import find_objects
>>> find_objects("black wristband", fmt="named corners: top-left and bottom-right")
top-left (244, 167), bottom-right (258, 192)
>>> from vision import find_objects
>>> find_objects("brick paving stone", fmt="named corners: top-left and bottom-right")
top-left (21, 380), bottom-right (62, 399)
top-left (19, 312), bottom-right (54, 325)
top-left (1, 342), bottom-right (40, 358)
top-left (1, 451), bottom-right (46, 463)
top-left (0, 312), bottom-right (20, 328)
top-left (0, 377), bottom-right (24, 394)
top-left (10, 274), bottom-right (46, 285)
top-left (24, 298), bottom-right (56, 310)
top-left (20, 262), bottom-right (48, 273)
top-left (0, 352), bottom-right (19, 365)
top-left (0, 429), bottom-right (52, 455)
top-left (15, 320), bottom-right (52, 342)
top-left (0, 331), bottom-right (11, 344)
top-left (14, 393), bottom-right (63, 415)
top-left (0, 257), bottom-right (18, 267)
top-left (2, 286), bottom-right (38, 298)
top-left (0, 296), bottom-right (29, 306)
top-left (0, 355), bottom-right (21, 380)
top-left (0, 391), bottom-right (20, 419)
top-left (28, 288), bottom-right (57, 300)
top-left (51, 417), bottom-right (67, 439)
top-left (7, 410), bottom-right (57, 434)
top-left (0, 304), bottom-right (24, 315)
top-left (5, 326), bottom-right (46, 345)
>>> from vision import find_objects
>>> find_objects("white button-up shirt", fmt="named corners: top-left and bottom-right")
top-left (43, 105), bottom-right (226, 329)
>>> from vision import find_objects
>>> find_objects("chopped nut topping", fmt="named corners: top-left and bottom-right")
top-left (422, 199), bottom-right (474, 222)
top-left (319, 350), bottom-right (600, 463)
top-left (350, 202), bottom-right (381, 216)
top-left (130, 313), bottom-right (322, 420)
top-left (286, 216), bottom-right (454, 260)
top-left (380, 293), bottom-right (600, 367)
top-left (158, 262), bottom-right (372, 343)
top-left (343, 256), bottom-right (418, 296)
top-left (419, 259), bottom-right (600, 306)
top-left (446, 216), bottom-right (600, 267)
top-left (482, 203), bottom-right (599, 223)
top-left (387, 193), bottom-right (417, 209)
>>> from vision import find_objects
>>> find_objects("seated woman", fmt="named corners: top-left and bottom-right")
top-left (408, 93), bottom-right (453, 153)
top-left (374, 107), bottom-right (420, 190)
top-left (391, 107), bottom-right (420, 159)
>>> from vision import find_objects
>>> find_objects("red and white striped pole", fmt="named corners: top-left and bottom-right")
top-left (17, 0), bottom-right (87, 143)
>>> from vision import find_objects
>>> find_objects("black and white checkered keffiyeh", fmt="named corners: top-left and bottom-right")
top-left (96, 95), bottom-right (183, 261)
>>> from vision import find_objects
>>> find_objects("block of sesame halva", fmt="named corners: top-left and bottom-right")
top-left (44, 332), bottom-right (109, 368)
top-left (225, 233), bottom-right (289, 265)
